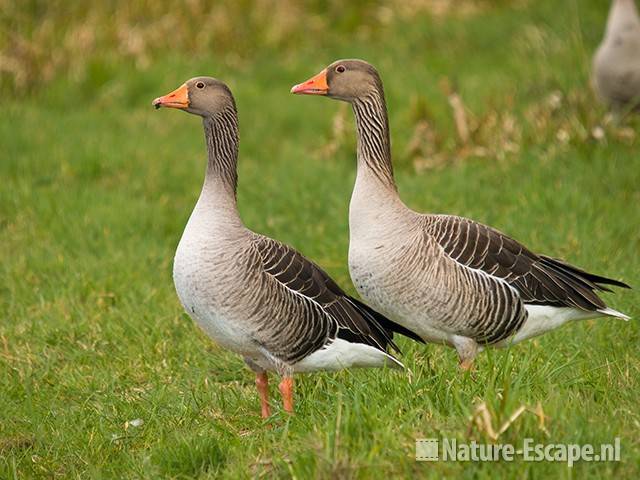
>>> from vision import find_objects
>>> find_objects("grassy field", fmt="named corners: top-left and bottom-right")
top-left (2, 0), bottom-right (639, 478)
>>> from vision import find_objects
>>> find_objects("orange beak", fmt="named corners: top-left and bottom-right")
top-left (291, 69), bottom-right (329, 95)
top-left (152, 83), bottom-right (190, 109)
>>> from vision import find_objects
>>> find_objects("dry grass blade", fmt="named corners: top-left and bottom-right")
top-left (532, 402), bottom-right (550, 437)
top-left (448, 92), bottom-right (471, 145)
top-left (468, 401), bottom-right (499, 441)
top-left (468, 400), bottom-right (552, 442)
top-left (496, 405), bottom-right (526, 437)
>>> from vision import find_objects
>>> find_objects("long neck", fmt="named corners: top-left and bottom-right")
top-left (607, 0), bottom-right (640, 35)
top-left (203, 108), bottom-right (239, 193)
top-left (352, 89), bottom-right (396, 192)
top-left (349, 87), bottom-right (410, 239)
top-left (197, 109), bottom-right (241, 224)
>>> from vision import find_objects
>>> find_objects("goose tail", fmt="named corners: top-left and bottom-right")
top-left (348, 297), bottom-right (426, 346)
top-left (597, 307), bottom-right (631, 321)
top-left (384, 352), bottom-right (405, 370)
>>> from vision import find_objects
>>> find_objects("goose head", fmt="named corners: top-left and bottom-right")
top-left (291, 59), bottom-right (383, 102)
top-left (153, 77), bottom-right (235, 117)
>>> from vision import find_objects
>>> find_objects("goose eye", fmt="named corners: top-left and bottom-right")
top-left (196, 82), bottom-right (205, 89)
top-left (336, 65), bottom-right (346, 73)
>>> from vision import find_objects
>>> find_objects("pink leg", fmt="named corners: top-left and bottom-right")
top-left (255, 372), bottom-right (271, 419)
top-left (459, 358), bottom-right (475, 371)
top-left (278, 376), bottom-right (294, 414)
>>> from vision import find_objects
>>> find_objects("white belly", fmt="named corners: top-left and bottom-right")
top-left (173, 234), bottom-right (256, 358)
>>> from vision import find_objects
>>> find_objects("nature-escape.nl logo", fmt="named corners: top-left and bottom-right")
top-left (415, 438), bottom-right (621, 467)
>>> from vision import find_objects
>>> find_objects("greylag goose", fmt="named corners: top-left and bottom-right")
top-left (593, 0), bottom-right (640, 110)
top-left (152, 77), bottom-right (421, 418)
top-left (292, 60), bottom-right (631, 370)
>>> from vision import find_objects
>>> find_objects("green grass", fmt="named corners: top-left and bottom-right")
top-left (2, 1), bottom-right (639, 478)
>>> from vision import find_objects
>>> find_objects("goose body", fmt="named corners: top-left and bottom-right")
top-left (348, 200), bottom-right (624, 354)
top-left (593, 0), bottom-right (640, 109)
top-left (293, 60), bottom-right (631, 368)
top-left (153, 77), bottom-right (420, 417)
top-left (173, 194), bottom-right (404, 374)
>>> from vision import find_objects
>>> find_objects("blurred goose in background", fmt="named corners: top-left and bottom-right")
top-left (593, 0), bottom-right (640, 110)
top-left (152, 77), bottom-right (421, 418)
top-left (292, 60), bottom-right (631, 370)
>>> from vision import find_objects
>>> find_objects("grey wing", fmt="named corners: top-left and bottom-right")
top-left (250, 235), bottom-right (400, 364)
top-left (419, 231), bottom-right (527, 344)
top-left (424, 215), bottom-right (629, 311)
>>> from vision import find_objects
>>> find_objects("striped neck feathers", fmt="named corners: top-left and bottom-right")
top-left (352, 88), bottom-right (396, 191)
top-left (203, 107), bottom-right (239, 197)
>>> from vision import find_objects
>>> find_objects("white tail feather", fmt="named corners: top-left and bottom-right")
top-left (598, 307), bottom-right (631, 321)
top-left (293, 338), bottom-right (404, 372)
